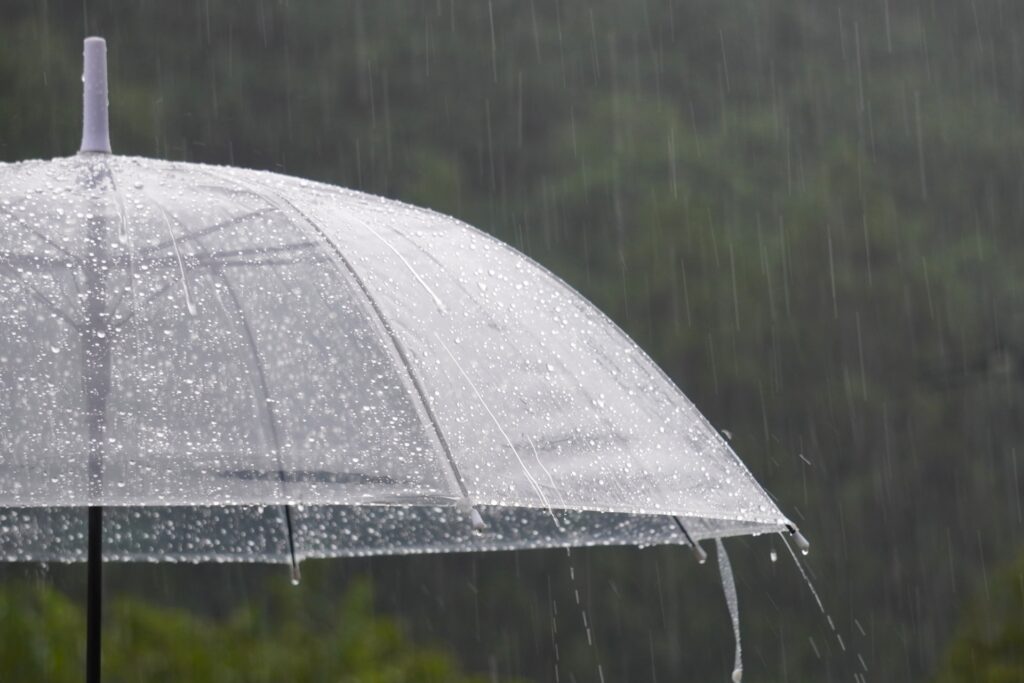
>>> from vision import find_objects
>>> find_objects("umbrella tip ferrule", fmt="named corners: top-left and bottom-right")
top-left (80, 37), bottom-right (111, 154)
top-left (691, 540), bottom-right (708, 564)
top-left (289, 560), bottom-right (302, 586)
top-left (672, 516), bottom-right (706, 563)
top-left (469, 507), bottom-right (487, 535)
top-left (787, 525), bottom-right (811, 556)
top-left (456, 498), bottom-right (487, 535)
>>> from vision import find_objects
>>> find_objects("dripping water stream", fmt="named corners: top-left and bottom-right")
top-left (779, 533), bottom-right (869, 679)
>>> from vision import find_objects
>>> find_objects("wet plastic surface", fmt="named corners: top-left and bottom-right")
top-left (0, 154), bottom-right (789, 560)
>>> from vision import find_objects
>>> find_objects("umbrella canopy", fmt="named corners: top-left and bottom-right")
top-left (0, 142), bottom-right (795, 560)
top-left (0, 37), bottom-right (803, 682)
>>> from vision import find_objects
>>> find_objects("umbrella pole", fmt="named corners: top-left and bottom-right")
top-left (80, 35), bottom-right (111, 683)
top-left (87, 506), bottom-right (103, 683)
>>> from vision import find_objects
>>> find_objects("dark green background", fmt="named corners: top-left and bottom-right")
top-left (1, 1), bottom-right (1023, 680)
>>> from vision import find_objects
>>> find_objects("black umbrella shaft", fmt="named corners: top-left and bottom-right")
top-left (87, 506), bottom-right (103, 683)
top-left (82, 173), bottom-right (110, 683)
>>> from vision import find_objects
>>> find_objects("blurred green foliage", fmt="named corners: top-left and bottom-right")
top-left (0, 578), bottom-right (485, 683)
top-left (936, 553), bottom-right (1024, 683)
top-left (0, 0), bottom-right (1023, 680)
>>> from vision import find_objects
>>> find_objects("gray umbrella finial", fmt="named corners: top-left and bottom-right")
top-left (80, 37), bottom-right (111, 154)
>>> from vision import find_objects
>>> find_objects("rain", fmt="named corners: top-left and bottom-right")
top-left (1, 1), bottom-right (1022, 681)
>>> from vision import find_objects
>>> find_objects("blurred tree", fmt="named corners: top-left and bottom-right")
top-left (0, 580), bottom-right (486, 683)
top-left (936, 552), bottom-right (1024, 683)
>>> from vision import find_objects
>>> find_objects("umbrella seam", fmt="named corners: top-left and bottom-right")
top-left (197, 166), bottom-right (474, 506)
top-left (211, 265), bottom-right (301, 577)
top-left (257, 167), bottom-right (789, 524)
top-left (138, 184), bottom-right (301, 575)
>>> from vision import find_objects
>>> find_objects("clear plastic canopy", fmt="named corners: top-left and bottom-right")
top-left (0, 154), bottom-right (791, 563)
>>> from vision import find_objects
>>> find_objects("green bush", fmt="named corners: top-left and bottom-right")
top-left (0, 580), bottom-right (486, 683)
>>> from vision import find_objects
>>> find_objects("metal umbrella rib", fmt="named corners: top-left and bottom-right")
top-left (204, 166), bottom-right (479, 512)
top-left (212, 262), bottom-right (300, 581)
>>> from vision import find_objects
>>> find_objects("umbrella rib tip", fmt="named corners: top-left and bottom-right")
top-left (787, 525), bottom-right (811, 555)
top-left (457, 498), bottom-right (488, 535)
top-left (469, 507), bottom-right (487, 535)
top-left (692, 541), bottom-right (709, 564)
top-left (80, 36), bottom-right (112, 154)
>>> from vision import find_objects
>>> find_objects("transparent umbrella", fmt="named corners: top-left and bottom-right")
top-left (0, 38), bottom-right (805, 682)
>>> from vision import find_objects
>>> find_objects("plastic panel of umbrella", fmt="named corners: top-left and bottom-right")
top-left (0, 154), bottom-right (791, 562)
